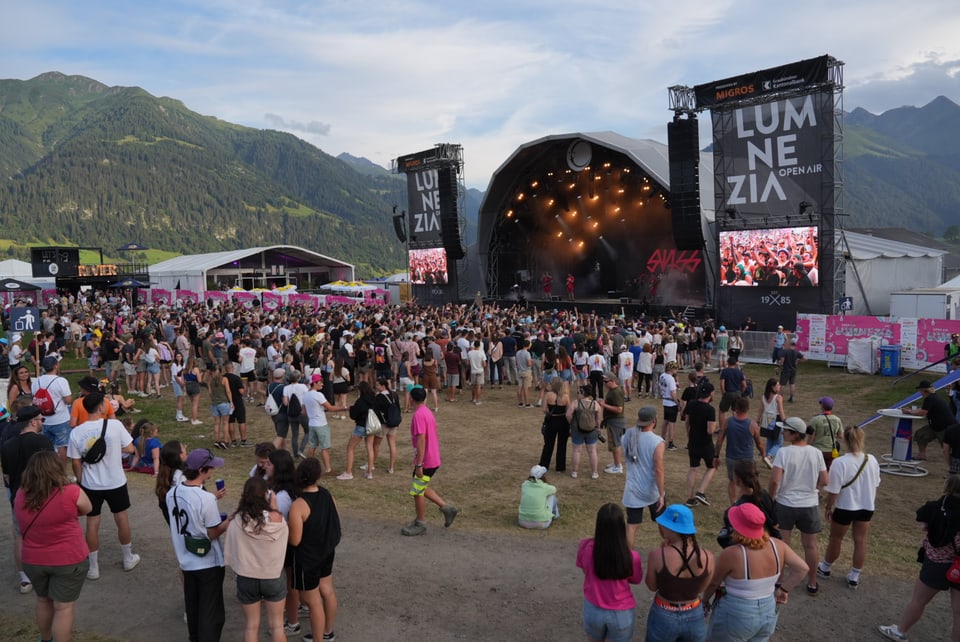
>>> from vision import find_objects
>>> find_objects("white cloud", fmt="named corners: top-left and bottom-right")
top-left (1, 0), bottom-right (959, 187)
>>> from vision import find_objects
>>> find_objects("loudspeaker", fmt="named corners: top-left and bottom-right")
top-left (668, 118), bottom-right (704, 251)
top-left (438, 165), bottom-right (464, 260)
top-left (392, 214), bottom-right (406, 243)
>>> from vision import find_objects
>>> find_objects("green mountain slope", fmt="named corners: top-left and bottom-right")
top-left (0, 72), bottom-right (406, 276)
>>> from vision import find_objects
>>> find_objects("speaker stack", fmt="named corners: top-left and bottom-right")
top-left (438, 165), bottom-right (464, 260)
top-left (667, 117), bottom-right (704, 251)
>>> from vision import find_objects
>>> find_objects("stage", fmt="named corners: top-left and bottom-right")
top-left (483, 295), bottom-right (712, 321)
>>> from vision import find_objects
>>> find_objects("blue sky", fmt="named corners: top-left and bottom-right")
top-left (2, 1), bottom-right (959, 188)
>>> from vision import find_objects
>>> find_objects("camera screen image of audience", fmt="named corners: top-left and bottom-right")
top-left (409, 248), bottom-right (449, 285)
top-left (719, 226), bottom-right (819, 287)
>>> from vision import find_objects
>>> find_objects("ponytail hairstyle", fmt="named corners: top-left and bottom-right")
top-left (136, 421), bottom-right (158, 458)
top-left (733, 459), bottom-right (763, 501)
top-left (155, 440), bottom-right (185, 502)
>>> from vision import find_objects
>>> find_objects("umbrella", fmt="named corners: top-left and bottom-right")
top-left (108, 279), bottom-right (149, 288)
top-left (0, 278), bottom-right (41, 291)
top-left (116, 243), bottom-right (149, 252)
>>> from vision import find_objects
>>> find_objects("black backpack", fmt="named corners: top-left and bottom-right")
top-left (385, 392), bottom-right (402, 427)
top-left (287, 393), bottom-right (303, 420)
top-left (82, 419), bottom-right (109, 465)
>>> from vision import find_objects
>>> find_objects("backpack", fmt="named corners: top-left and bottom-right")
top-left (264, 392), bottom-right (280, 417)
top-left (287, 392), bottom-right (302, 419)
top-left (34, 379), bottom-right (58, 417)
top-left (82, 419), bottom-right (109, 465)
top-left (385, 392), bottom-right (402, 427)
top-left (571, 399), bottom-right (597, 434)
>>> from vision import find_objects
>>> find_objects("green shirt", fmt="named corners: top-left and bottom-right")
top-left (809, 413), bottom-right (842, 452)
top-left (518, 479), bottom-right (557, 524)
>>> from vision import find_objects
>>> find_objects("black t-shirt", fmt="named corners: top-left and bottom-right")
top-left (686, 400), bottom-right (716, 446)
top-left (923, 393), bottom-right (955, 432)
top-left (944, 425), bottom-right (960, 458)
top-left (121, 342), bottom-right (137, 363)
top-left (1, 431), bottom-right (54, 501)
top-left (781, 348), bottom-right (803, 372)
top-left (225, 373), bottom-right (245, 406)
top-left (101, 339), bottom-right (120, 362)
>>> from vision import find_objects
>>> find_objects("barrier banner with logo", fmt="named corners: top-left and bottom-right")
top-left (287, 294), bottom-right (318, 311)
top-left (262, 291), bottom-right (282, 311)
top-left (151, 289), bottom-right (172, 305)
top-left (206, 291), bottom-right (228, 306)
top-left (176, 290), bottom-right (199, 304)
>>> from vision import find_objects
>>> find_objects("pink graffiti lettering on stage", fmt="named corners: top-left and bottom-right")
top-left (646, 249), bottom-right (702, 274)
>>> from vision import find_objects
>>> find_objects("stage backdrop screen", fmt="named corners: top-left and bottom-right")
top-left (409, 248), bottom-right (448, 285)
top-left (719, 226), bottom-right (819, 287)
top-left (406, 168), bottom-right (443, 249)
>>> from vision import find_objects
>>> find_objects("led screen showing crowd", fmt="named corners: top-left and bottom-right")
top-left (409, 247), bottom-right (449, 285)
top-left (719, 226), bottom-right (819, 287)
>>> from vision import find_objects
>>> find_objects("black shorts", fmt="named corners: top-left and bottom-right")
top-left (236, 572), bottom-right (287, 604)
top-left (663, 405), bottom-right (679, 423)
top-left (919, 552), bottom-right (959, 591)
top-left (333, 382), bottom-right (349, 396)
top-left (779, 369), bottom-right (797, 386)
top-left (831, 508), bottom-right (874, 525)
top-left (291, 550), bottom-right (335, 591)
top-left (82, 484), bottom-right (131, 517)
top-left (626, 502), bottom-right (664, 524)
top-left (688, 441), bottom-right (716, 468)
top-left (230, 405), bottom-right (247, 424)
top-left (273, 414), bottom-right (289, 438)
top-left (242, 370), bottom-right (257, 383)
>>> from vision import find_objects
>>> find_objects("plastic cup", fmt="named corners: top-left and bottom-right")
top-left (215, 479), bottom-right (225, 491)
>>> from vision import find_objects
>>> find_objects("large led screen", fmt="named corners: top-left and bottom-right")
top-left (409, 248), bottom-right (448, 285)
top-left (719, 226), bottom-right (819, 287)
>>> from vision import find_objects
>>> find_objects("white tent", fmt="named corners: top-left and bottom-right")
top-left (840, 231), bottom-right (946, 315)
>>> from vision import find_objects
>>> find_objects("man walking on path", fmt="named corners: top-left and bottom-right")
top-left (402, 387), bottom-right (459, 536)
top-left (621, 406), bottom-right (665, 545)
top-left (684, 381), bottom-right (718, 507)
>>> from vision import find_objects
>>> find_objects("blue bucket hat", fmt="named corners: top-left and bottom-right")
top-left (655, 504), bottom-right (697, 535)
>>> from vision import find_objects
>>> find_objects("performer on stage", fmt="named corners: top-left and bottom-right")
top-left (566, 274), bottom-right (575, 301)
top-left (542, 272), bottom-right (552, 299)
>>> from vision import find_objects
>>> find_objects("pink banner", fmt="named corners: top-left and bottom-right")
top-left (231, 291), bottom-right (257, 308)
top-left (288, 293), bottom-right (318, 311)
top-left (819, 316), bottom-right (899, 356)
top-left (205, 291), bottom-right (228, 306)
top-left (137, 288), bottom-right (148, 302)
top-left (151, 288), bottom-right (172, 305)
top-left (325, 295), bottom-right (354, 306)
top-left (177, 289), bottom-right (199, 304)
top-left (41, 288), bottom-right (58, 306)
top-left (262, 291), bottom-right (282, 311)
top-left (363, 288), bottom-right (389, 305)
top-left (916, 319), bottom-right (960, 363)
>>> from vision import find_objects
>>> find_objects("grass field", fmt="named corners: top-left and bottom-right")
top-left (3, 355), bottom-right (944, 640)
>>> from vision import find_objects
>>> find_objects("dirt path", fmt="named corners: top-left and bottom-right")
top-left (0, 476), bottom-right (952, 642)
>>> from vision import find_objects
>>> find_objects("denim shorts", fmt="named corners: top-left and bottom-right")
top-left (211, 402), bottom-right (232, 417)
top-left (582, 598), bottom-right (634, 642)
top-left (352, 424), bottom-right (367, 438)
top-left (645, 600), bottom-right (706, 642)
top-left (172, 381), bottom-right (184, 397)
top-left (146, 362), bottom-right (161, 375)
top-left (43, 420), bottom-right (71, 448)
top-left (236, 572), bottom-right (287, 604)
top-left (707, 593), bottom-right (777, 642)
top-left (571, 429), bottom-right (599, 446)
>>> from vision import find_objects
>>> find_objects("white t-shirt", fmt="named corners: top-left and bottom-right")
top-left (67, 418), bottom-right (132, 490)
top-left (9, 344), bottom-right (22, 365)
top-left (824, 452), bottom-right (881, 511)
top-left (663, 342), bottom-right (678, 364)
top-left (238, 347), bottom-right (257, 373)
top-left (468, 348), bottom-right (486, 375)
top-left (773, 444), bottom-right (826, 508)
top-left (283, 382), bottom-right (308, 408)
top-left (659, 373), bottom-right (678, 407)
top-left (32, 374), bottom-right (72, 425)
top-left (165, 482), bottom-right (224, 571)
top-left (303, 389), bottom-right (329, 427)
top-left (588, 354), bottom-right (606, 373)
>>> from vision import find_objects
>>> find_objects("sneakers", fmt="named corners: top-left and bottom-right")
top-left (401, 520), bottom-right (427, 536)
top-left (440, 504), bottom-right (460, 527)
top-left (123, 554), bottom-right (141, 572)
top-left (86, 566), bottom-right (100, 581)
top-left (685, 497), bottom-right (699, 508)
top-left (762, 455), bottom-right (774, 469)
top-left (806, 583), bottom-right (818, 595)
top-left (359, 464), bottom-right (368, 470)
top-left (695, 492), bottom-right (710, 506)
top-left (19, 580), bottom-right (32, 594)
top-left (336, 472), bottom-right (354, 481)
top-left (298, 603), bottom-right (310, 618)
top-left (570, 471), bottom-right (578, 479)
top-left (190, 419), bottom-right (203, 425)
top-left (848, 578), bottom-right (860, 589)
top-left (283, 621), bottom-right (301, 634)
top-left (176, 415), bottom-right (189, 422)
top-left (303, 633), bottom-right (335, 642)
top-left (878, 624), bottom-right (907, 641)
top-left (667, 442), bottom-right (678, 451)
top-left (603, 464), bottom-right (623, 474)
top-left (239, 440), bottom-right (251, 447)
top-left (591, 472), bottom-right (600, 480)
top-left (816, 563), bottom-right (831, 578)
